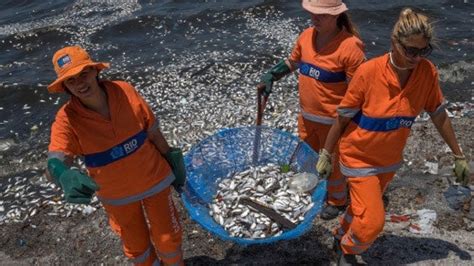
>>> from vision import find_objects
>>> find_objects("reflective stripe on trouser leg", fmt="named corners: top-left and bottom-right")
top-left (297, 115), bottom-right (348, 206)
top-left (103, 200), bottom-right (157, 266)
top-left (338, 173), bottom-right (395, 255)
top-left (341, 228), bottom-right (373, 254)
top-left (143, 187), bottom-right (183, 266)
top-left (157, 246), bottom-right (182, 266)
top-left (333, 208), bottom-right (353, 240)
top-left (327, 154), bottom-right (347, 206)
top-left (130, 245), bottom-right (159, 266)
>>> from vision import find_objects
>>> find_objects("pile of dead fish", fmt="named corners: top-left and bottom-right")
top-left (209, 163), bottom-right (314, 239)
top-left (0, 167), bottom-right (99, 225)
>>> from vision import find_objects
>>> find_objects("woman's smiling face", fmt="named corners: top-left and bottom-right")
top-left (63, 66), bottom-right (100, 99)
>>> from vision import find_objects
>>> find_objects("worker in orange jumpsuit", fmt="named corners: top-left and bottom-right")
top-left (46, 46), bottom-right (185, 266)
top-left (259, 0), bottom-right (366, 220)
top-left (316, 8), bottom-right (471, 265)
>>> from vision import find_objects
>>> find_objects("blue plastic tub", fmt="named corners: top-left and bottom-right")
top-left (181, 126), bottom-right (326, 245)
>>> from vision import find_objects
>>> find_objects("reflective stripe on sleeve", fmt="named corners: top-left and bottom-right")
top-left (340, 162), bottom-right (401, 177)
top-left (301, 111), bottom-right (335, 125)
top-left (149, 120), bottom-right (160, 133)
top-left (298, 62), bottom-right (346, 83)
top-left (48, 151), bottom-right (66, 161)
top-left (98, 173), bottom-right (175, 206)
top-left (337, 107), bottom-right (360, 118)
top-left (427, 101), bottom-right (447, 117)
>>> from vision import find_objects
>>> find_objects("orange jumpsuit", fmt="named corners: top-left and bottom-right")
top-left (335, 54), bottom-right (445, 254)
top-left (289, 27), bottom-right (365, 206)
top-left (48, 81), bottom-right (182, 265)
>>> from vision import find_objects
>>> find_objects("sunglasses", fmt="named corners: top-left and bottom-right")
top-left (398, 41), bottom-right (433, 58)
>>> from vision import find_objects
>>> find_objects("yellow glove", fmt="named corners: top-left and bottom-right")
top-left (316, 149), bottom-right (332, 179)
top-left (453, 156), bottom-right (470, 186)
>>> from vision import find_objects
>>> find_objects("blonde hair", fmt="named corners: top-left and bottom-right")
top-left (337, 12), bottom-right (360, 38)
top-left (392, 8), bottom-right (433, 43)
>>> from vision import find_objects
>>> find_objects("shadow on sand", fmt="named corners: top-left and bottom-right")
top-left (363, 234), bottom-right (471, 265)
top-left (184, 230), bottom-right (471, 265)
top-left (184, 224), bottom-right (333, 265)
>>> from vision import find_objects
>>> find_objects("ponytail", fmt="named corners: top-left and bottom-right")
top-left (392, 8), bottom-right (433, 43)
top-left (337, 12), bottom-right (360, 38)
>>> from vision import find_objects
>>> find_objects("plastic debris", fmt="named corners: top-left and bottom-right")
top-left (386, 214), bottom-right (411, 223)
top-left (416, 112), bottom-right (430, 122)
top-left (423, 161), bottom-right (438, 175)
top-left (409, 209), bottom-right (437, 234)
top-left (443, 185), bottom-right (471, 210)
top-left (289, 172), bottom-right (319, 193)
top-left (81, 206), bottom-right (97, 215)
top-left (18, 239), bottom-right (26, 247)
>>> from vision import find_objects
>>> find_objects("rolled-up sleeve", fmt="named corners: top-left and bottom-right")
top-left (337, 69), bottom-right (366, 118)
top-left (288, 31), bottom-right (304, 63)
top-left (343, 38), bottom-right (366, 79)
top-left (424, 67), bottom-right (446, 117)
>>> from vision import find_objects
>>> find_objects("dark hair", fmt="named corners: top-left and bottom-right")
top-left (337, 12), bottom-right (360, 38)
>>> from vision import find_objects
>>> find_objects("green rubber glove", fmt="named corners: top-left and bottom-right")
top-left (454, 157), bottom-right (470, 186)
top-left (316, 149), bottom-right (332, 179)
top-left (260, 59), bottom-right (291, 96)
top-left (165, 148), bottom-right (186, 189)
top-left (47, 158), bottom-right (99, 204)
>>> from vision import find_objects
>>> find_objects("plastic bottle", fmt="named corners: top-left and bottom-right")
top-left (289, 172), bottom-right (319, 193)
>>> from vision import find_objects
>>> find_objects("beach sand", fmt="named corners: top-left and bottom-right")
top-left (0, 118), bottom-right (473, 265)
